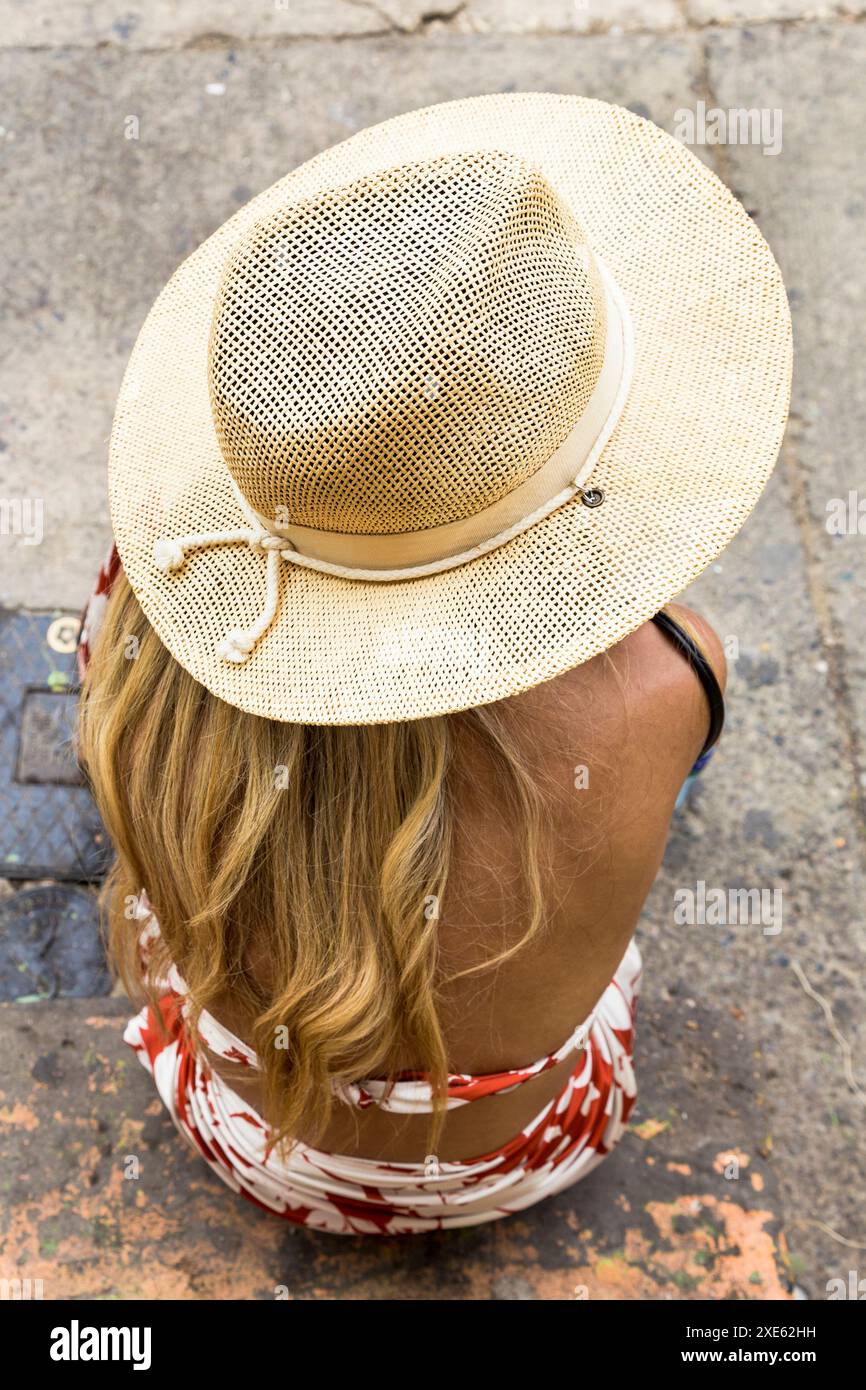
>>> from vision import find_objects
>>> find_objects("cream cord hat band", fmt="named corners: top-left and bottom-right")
top-left (153, 254), bottom-right (634, 665)
top-left (242, 253), bottom-right (632, 571)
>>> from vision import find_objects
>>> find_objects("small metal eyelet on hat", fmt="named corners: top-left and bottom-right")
top-left (579, 487), bottom-right (605, 508)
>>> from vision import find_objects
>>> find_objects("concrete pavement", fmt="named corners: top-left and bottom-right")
top-left (0, 0), bottom-right (864, 1299)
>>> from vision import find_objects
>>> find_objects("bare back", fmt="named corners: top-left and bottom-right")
top-left (208, 606), bottom-right (725, 1162)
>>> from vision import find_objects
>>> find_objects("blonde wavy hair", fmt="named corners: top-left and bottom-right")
top-left (79, 569), bottom-right (549, 1155)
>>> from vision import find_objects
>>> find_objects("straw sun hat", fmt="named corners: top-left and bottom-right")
top-left (109, 92), bottom-right (792, 724)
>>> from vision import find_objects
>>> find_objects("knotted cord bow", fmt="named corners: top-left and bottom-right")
top-left (153, 526), bottom-right (296, 664)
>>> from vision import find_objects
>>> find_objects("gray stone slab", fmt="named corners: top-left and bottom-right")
top-left (6, 0), bottom-right (860, 46)
top-left (0, 30), bottom-right (702, 610)
top-left (0, 0), bottom-right (388, 48)
top-left (686, 0), bottom-right (864, 23)
top-left (456, 0), bottom-right (683, 34)
top-left (671, 471), bottom-right (866, 1294)
top-left (670, 19), bottom-right (866, 1287)
top-left (703, 23), bottom-right (866, 775)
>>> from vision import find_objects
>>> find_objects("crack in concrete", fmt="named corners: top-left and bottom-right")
top-left (780, 434), bottom-right (866, 856)
top-left (342, 0), bottom-right (467, 34)
top-left (689, 19), bottom-right (866, 864)
top-left (340, 0), bottom-right (421, 33)
top-left (3, 10), bottom-right (866, 53)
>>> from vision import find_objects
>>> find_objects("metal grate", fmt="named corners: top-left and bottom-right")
top-left (0, 609), bottom-right (110, 882)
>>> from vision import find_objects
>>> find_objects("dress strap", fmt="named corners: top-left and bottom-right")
top-left (651, 610), bottom-right (725, 758)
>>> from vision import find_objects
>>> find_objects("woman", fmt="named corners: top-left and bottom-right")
top-left (78, 94), bottom-right (791, 1236)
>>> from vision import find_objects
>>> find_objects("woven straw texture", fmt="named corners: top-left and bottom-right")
top-left (210, 151), bottom-right (606, 535)
top-left (109, 92), bottom-right (792, 724)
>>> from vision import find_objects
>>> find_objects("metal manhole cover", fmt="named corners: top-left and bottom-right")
top-left (0, 608), bottom-right (110, 881)
top-left (0, 884), bottom-right (110, 1001)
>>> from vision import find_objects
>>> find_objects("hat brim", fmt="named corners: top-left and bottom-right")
top-left (109, 92), bottom-right (792, 724)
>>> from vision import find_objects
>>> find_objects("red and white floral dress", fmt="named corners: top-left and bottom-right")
top-left (79, 545), bottom-right (642, 1236)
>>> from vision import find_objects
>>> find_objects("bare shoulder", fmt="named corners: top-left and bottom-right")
top-left (511, 606), bottom-right (726, 793)
top-left (610, 606), bottom-right (725, 762)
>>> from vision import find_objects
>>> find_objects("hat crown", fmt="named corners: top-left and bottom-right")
top-left (208, 150), bottom-right (608, 537)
